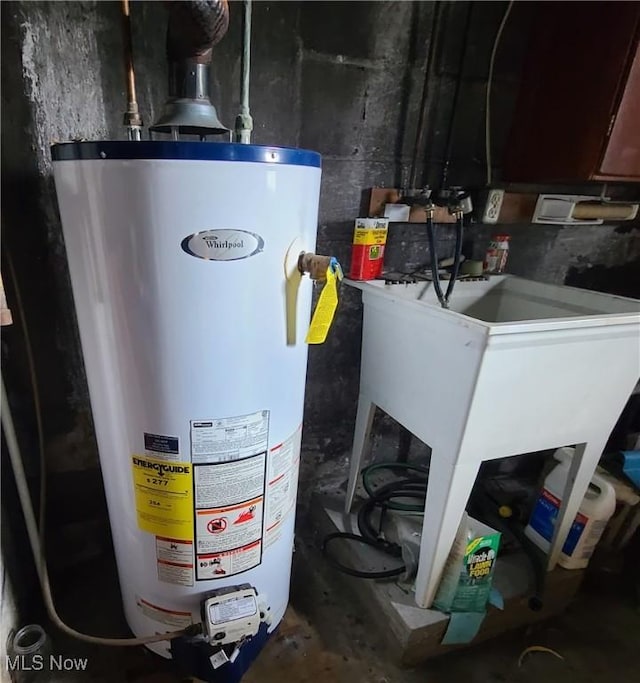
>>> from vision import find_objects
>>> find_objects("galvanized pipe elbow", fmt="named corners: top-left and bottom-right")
top-left (166, 0), bottom-right (229, 65)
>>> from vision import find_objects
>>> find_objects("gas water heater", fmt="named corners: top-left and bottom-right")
top-left (52, 140), bottom-right (322, 678)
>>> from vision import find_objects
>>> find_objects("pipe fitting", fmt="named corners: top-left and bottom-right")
top-left (298, 253), bottom-right (332, 281)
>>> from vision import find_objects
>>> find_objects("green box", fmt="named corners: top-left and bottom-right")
top-left (433, 517), bottom-right (501, 614)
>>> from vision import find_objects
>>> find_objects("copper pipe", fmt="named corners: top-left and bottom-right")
top-left (121, 0), bottom-right (142, 137)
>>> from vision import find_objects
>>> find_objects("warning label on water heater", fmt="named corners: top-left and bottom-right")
top-left (265, 425), bottom-right (302, 548)
top-left (156, 536), bottom-right (194, 587)
top-left (136, 597), bottom-right (193, 629)
top-left (131, 455), bottom-right (194, 541)
top-left (194, 452), bottom-right (266, 581)
top-left (190, 410), bottom-right (269, 463)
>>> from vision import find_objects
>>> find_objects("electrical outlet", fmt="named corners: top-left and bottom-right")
top-left (483, 189), bottom-right (504, 224)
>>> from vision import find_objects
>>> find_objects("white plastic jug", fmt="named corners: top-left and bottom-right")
top-left (524, 447), bottom-right (616, 569)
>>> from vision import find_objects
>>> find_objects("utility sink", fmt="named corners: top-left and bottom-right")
top-left (359, 274), bottom-right (640, 326)
top-left (344, 275), bottom-right (640, 608)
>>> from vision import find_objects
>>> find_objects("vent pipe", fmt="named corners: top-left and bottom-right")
top-left (151, 0), bottom-right (230, 137)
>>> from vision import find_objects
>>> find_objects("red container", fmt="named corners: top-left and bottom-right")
top-left (348, 218), bottom-right (389, 280)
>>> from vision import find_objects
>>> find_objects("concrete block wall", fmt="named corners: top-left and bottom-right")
top-left (1, 2), bottom-right (639, 542)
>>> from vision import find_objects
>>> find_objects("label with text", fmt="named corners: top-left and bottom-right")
top-left (194, 452), bottom-right (265, 579)
top-left (265, 426), bottom-right (302, 547)
top-left (196, 540), bottom-right (262, 580)
top-left (194, 453), bottom-right (266, 509)
top-left (144, 432), bottom-right (180, 461)
top-left (190, 410), bottom-right (269, 463)
top-left (156, 537), bottom-right (194, 586)
top-left (136, 597), bottom-right (193, 628)
top-left (196, 497), bottom-right (264, 555)
top-left (132, 455), bottom-right (193, 541)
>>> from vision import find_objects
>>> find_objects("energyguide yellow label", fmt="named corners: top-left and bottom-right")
top-left (132, 455), bottom-right (194, 541)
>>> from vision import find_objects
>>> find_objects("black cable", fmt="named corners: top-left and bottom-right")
top-left (321, 463), bottom-right (428, 580)
top-left (426, 214), bottom-right (446, 307)
top-left (444, 214), bottom-right (464, 304)
top-left (322, 534), bottom-right (405, 579)
top-left (409, 1), bottom-right (444, 189)
top-left (326, 461), bottom-right (546, 611)
top-left (440, 1), bottom-right (475, 189)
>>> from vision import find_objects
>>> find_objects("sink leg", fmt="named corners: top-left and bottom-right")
top-left (414, 455), bottom-right (481, 608)
top-left (344, 395), bottom-right (376, 513)
top-left (547, 439), bottom-right (605, 569)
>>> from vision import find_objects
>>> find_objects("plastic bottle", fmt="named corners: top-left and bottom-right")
top-left (524, 447), bottom-right (616, 569)
top-left (483, 234), bottom-right (510, 274)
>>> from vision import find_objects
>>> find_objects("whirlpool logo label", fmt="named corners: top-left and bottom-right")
top-left (181, 229), bottom-right (264, 261)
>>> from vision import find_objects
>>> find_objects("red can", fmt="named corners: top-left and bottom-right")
top-left (348, 218), bottom-right (389, 280)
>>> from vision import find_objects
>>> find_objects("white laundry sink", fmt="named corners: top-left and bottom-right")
top-left (344, 275), bottom-right (640, 608)
top-left (365, 274), bottom-right (640, 325)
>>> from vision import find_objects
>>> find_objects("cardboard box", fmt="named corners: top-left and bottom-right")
top-left (433, 517), bottom-right (501, 614)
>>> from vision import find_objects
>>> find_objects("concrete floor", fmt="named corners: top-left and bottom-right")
top-left (34, 524), bottom-right (640, 683)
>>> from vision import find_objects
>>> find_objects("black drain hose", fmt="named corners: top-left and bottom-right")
top-left (322, 463), bottom-right (428, 579)
top-left (445, 214), bottom-right (464, 303)
top-left (426, 213), bottom-right (464, 309)
top-left (325, 463), bottom-right (546, 611)
top-left (426, 215), bottom-right (446, 306)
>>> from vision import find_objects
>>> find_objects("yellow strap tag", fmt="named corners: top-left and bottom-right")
top-left (306, 264), bottom-right (341, 344)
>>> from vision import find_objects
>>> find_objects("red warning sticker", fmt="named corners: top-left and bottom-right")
top-left (193, 452), bottom-right (266, 580)
top-left (207, 518), bottom-right (228, 534)
top-left (196, 541), bottom-right (262, 580)
top-left (265, 425), bottom-right (302, 548)
top-left (196, 497), bottom-right (263, 555)
top-left (155, 537), bottom-right (194, 586)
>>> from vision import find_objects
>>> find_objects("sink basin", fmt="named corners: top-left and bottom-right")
top-left (357, 274), bottom-right (640, 327)
top-left (344, 275), bottom-right (640, 608)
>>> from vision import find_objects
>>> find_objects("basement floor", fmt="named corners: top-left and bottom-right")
top-left (40, 523), bottom-right (640, 683)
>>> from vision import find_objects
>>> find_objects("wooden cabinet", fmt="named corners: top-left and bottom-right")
top-left (504, 2), bottom-right (640, 183)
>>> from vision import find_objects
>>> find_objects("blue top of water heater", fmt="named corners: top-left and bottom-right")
top-left (51, 141), bottom-right (321, 168)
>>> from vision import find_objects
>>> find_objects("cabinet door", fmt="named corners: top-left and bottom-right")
top-left (596, 44), bottom-right (640, 180)
top-left (504, 2), bottom-right (640, 183)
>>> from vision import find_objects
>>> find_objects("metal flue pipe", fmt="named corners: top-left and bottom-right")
top-left (152, 0), bottom-right (230, 136)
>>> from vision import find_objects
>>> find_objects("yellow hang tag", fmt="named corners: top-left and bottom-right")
top-left (306, 266), bottom-right (339, 344)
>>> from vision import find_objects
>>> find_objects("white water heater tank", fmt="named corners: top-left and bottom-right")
top-left (52, 141), bottom-right (321, 659)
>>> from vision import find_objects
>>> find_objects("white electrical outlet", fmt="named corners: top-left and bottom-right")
top-left (483, 189), bottom-right (504, 224)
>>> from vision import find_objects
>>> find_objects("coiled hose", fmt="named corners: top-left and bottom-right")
top-left (322, 463), bottom-right (429, 579)
top-left (324, 461), bottom-right (546, 611)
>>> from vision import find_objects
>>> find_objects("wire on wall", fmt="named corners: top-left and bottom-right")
top-left (485, 1), bottom-right (514, 186)
top-left (6, 254), bottom-right (46, 549)
top-left (409, 1), bottom-right (444, 189)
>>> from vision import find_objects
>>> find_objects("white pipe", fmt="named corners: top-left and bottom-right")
top-left (0, 374), bottom-right (190, 646)
top-left (485, 1), bottom-right (514, 186)
top-left (241, 0), bottom-right (251, 117)
top-left (235, 0), bottom-right (253, 143)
